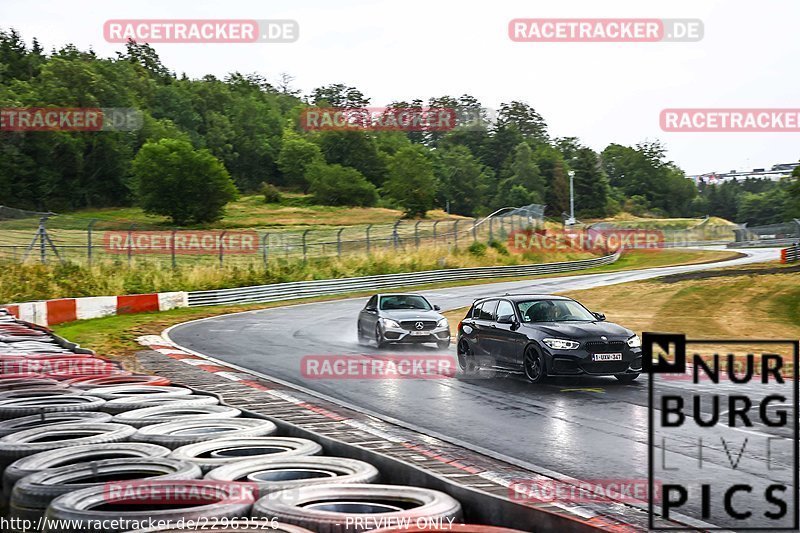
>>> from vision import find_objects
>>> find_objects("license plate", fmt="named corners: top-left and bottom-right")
top-left (409, 331), bottom-right (428, 336)
top-left (592, 353), bottom-right (622, 361)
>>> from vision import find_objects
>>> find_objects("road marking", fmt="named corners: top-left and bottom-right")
top-left (560, 387), bottom-right (605, 393)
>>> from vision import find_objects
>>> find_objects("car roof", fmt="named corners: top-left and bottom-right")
top-left (376, 293), bottom-right (425, 298)
top-left (473, 294), bottom-right (573, 304)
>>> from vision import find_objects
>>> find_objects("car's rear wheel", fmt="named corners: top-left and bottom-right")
top-left (523, 346), bottom-right (546, 383)
top-left (375, 324), bottom-right (386, 349)
top-left (615, 373), bottom-right (639, 383)
top-left (457, 340), bottom-right (477, 375)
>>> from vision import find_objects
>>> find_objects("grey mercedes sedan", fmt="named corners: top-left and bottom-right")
top-left (357, 293), bottom-right (451, 349)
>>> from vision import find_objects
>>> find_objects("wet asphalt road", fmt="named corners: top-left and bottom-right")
top-left (168, 248), bottom-right (794, 528)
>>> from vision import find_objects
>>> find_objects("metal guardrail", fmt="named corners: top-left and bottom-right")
top-left (187, 251), bottom-right (621, 306)
top-left (728, 238), bottom-right (800, 249)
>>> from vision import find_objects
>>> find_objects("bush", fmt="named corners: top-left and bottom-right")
top-left (488, 239), bottom-right (509, 255)
top-left (467, 241), bottom-right (487, 257)
top-left (307, 163), bottom-right (378, 207)
top-left (261, 182), bottom-right (282, 204)
top-left (133, 139), bottom-right (238, 225)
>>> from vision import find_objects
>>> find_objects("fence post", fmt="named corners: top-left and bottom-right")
top-left (433, 221), bottom-right (440, 247)
top-left (262, 233), bottom-right (270, 266)
top-left (414, 221), bottom-right (421, 249)
top-left (392, 220), bottom-right (401, 250)
top-left (366, 224), bottom-right (372, 254)
top-left (219, 230), bottom-right (226, 267)
top-left (337, 228), bottom-right (344, 258)
top-left (489, 217), bottom-right (493, 242)
top-left (453, 220), bottom-right (459, 249)
top-left (472, 218), bottom-right (477, 241)
top-left (127, 224), bottom-right (136, 267)
top-left (510, 215), bottom-right (515, 234)
top-left (87, 219), bottom-right (97, 266)
top-left (302, 229), bottom-right (311, 263)
top-left (171, 230), bottom-right (177, 269)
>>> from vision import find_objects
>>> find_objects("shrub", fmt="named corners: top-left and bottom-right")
top-left (307, 163), bottom-right (378, 207)
top-left (488, 239), bottom-right (509, 255)
top-left (261, 182), bottom-right (282, 204)
top-left (467, 241), bottom-right (487, 257)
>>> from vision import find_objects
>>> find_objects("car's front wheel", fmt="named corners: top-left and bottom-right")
top-left (356, 322), bottom-right (367, 345)
top-left (615, 373), bottom-right (640, 383)
top-left (523, 345), bottom-right (546, 383)
top-left (374, 324), bottom-right (386, 349)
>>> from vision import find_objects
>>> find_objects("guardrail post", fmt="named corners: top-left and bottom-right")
top-left (302, 229), bottom-right (311, 263)
top-left (171, 230), bottom-right (177, 269)
top-left (337, 228), bottom-right (344, 257)
top-left (414, 221), bottom-right (421, 249)
top-left (392, 220), bottom-right (401, 250)
top-left (433, 221), bottom-right (440, 247)
top-left (366, 224), bottom-right (372, 254)
top-left (219, 230), bottom-right (227, 267)
top-left (87, 219), bottom-right (97, 266)
top-left (453, 220), bottom-right (459, 249)
top-left (262, 233), bottom-right (270, 266)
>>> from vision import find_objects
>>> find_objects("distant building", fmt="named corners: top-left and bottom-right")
top-left (688, 162), bottom-right (798, 186)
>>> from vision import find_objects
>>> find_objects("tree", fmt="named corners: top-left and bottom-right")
top-left (434, 146), bottom-right (493, 216)
top-left (277, 131), bottom-right (323, 191)
top-left (315, 130), bottom-right (387, 186)
top-left (383, 146), bottom-right (437, 217)
top-left (307, 163), bottom-right (377, 207)
top-left (570, 147), bottom-right (610, 217)
top-left (132, 139), bottom-right (237, 224)
top-left (309, 83), bottom-right (370, 108)
top-left (497, 101), bottom-right (549, 144)
top-left (784, 166), bottom-right (800, 220)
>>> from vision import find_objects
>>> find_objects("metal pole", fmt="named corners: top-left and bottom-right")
top-left (488, 217), bottom-right (493, 242)
top-left (302, 229), bottom-right (311, 263)
top-left (453, 220), bottom-right (459, 249)
top-left (472, 219), bottom-right (477, 241)
top-left (262, 233), bottom-right (270, 266)
top-left (414, 221), bottom-right (421, 249)
top-left (392, 221), bottom-right (401, 250)
top-left (127, 224), bottom-right (136, 266)
top-left (337, 228), bottom-right (344, 257)
top-left (433, 221), bottom-right (440, 247)
top-left (366, 225), bottom-right (372, 254)
top-left (171, 230), bottom-right (177, 269)
top-left (87, 219), bottom-right (97, 266)
top-left (219, 230), bottom-right (226, 267)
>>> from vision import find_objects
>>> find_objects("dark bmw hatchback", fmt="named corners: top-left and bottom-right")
top-left (456, 294), bottom-right (643, 383)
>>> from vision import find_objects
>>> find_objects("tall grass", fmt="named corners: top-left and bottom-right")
top-left (3, 246), bottom-right (595, 302)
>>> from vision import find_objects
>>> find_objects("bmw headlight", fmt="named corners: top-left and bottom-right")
top-left (542, 338), bottom-right (580, 350)
top-left (436, 318), bottom-right (448, 328)
top-left (627, 334), bottom-right (642, 348)
top-left (382, 318), bottom-right (401, 329)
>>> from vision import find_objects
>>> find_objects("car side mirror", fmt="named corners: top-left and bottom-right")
top-left (593, 312), bottom-right (606, 321)
top-left (433, 305), bottom-right (441, 311)
top-left (497, 314), bottom-right (514, 324)
top-left (365, 306), bottom-right (377, 312)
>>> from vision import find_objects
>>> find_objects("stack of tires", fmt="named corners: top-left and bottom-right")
top-left (0, 309), bottom-right (525, 532)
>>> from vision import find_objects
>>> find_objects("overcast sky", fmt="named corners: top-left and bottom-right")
top-left (3, 0), bottom-right (799, 175)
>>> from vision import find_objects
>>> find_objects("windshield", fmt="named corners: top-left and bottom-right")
top-left (516, 299), bottom-right (596, 322)
top-left (379, 295), bottom-right (432, 311)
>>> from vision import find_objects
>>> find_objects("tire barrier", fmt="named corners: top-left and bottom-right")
top-left (44, 480), bottom-right (254, 533)
top-left (205, 456), bottom-right (379, 493)
top-left (0, 378), bottom-right (69, 391)
top-left (171, 438), bottom-right (324, 473)
top-left (371, 526), bottom-right (530, 532)
top-left (0, 411), bottom-right (112, 437)
top-left (65, 375), bottom-right (172, 388)
top-left (0, 423), bottom-right (136, 469)
top-left (112, 404), bottom-right (243, 428)
top-left (0, 388), bottom-right (81, 400)
top-left (84, 385), bottom-right (194, 400)
top-left (2, 442), bottom-right (172, 502)
top-left (251, 484), bottom-right (462, 533)
top-left (103, 394), bottom-right (220, 415)
top-left (9, 458), bottom-right (202, 524)
top-left (134, 418), bottom-right (278, 449)
top-left (126, 521), bottom-right (315, 532)
top-left (0, 395), bottom-right (106, 419)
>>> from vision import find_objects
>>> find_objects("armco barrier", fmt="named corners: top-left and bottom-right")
top-left (187, 251), bottom-right (621, 307)
top-left (2, 292), bottom-right (187, 327)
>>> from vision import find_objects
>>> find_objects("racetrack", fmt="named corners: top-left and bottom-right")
top-left (166, 248), bottom-right (790, 527)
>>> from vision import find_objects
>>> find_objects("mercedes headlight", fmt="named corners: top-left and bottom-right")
top-left (436, 318), bottom-right (448, 328)
top-left (542, 338), bottom-right (580, 350)
top-left (627, 335), bottom-right (642, 348)
top-left (381, 318), bottom-right (401, 329)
